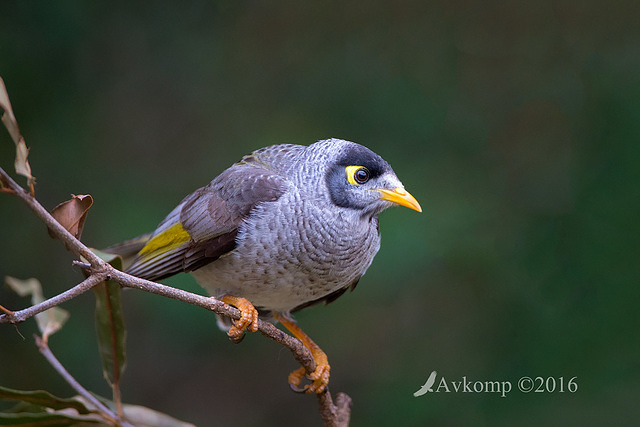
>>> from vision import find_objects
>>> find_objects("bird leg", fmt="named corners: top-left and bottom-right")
top-left (273, 313), bottom-right (330, 394)
top-left (219, 295), bottom-right (259, 343)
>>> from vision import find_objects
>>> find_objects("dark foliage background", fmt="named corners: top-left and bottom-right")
top-left (1, 1), bottom-right (639, 425)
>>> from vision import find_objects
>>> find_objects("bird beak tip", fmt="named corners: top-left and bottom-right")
top-left (377, 187), bottom-right (422, 213)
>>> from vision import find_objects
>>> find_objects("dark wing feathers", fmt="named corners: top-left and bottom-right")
top-left (123, 162), bottom-right (288, 281)
top-left (182, 229), bottom-right (239, 274)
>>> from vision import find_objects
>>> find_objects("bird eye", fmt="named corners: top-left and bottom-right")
top-left (345, 165), bottom-right (370, 185)
top-left (354, 167), bottom-right (370, 184)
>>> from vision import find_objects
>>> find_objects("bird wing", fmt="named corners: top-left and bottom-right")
top-left (124, 162), bottom-right (289, 281)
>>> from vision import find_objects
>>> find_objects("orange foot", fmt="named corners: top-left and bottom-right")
top-left (273, 313), bottom-right (331, 394)
top-left (219, 295), bottom-right (259, 343)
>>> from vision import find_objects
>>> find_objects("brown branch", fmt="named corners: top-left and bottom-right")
top-left (105, 268), bottom-right (317, 371)
top-left (1, 273), bottom-right (107, 324)
top-left (0, 164), bottom-right (351, 425)
top-left (35, 334), bottom-right (133, 427)
top-left (318, 391), bottom-right (352, 427)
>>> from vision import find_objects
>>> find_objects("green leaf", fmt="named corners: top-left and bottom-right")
top-left (4, 276), bottom-right (69, 339)
top-left (0, 386), bottom-right (92, 414)
top-left (0, 386), bottom-right (195, 426)
top-left (91, 251), bottom-right (127, 389)
top-left (93, 282), bottom-right (127, 387)
top-left (91, 248), bottom-right (123, 267)
top-left (0, 411), bottom-right (103, 425)
top-left (0, 386), bottom-right (104, 425)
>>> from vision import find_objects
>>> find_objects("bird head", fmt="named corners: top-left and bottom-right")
top-left (306, 139), bottom-right (422, 217)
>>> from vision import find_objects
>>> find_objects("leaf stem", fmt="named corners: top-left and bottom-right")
top-left (0, 303), bottom-right (14, 316)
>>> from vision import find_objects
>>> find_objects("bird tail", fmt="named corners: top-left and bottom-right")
top-left (102, 233), bottom-right (153, 271)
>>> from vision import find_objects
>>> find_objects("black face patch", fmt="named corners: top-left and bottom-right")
top-left (325, 143), bottom-right (392, 209)
top-left (334, 144), bottom-right (391, 180)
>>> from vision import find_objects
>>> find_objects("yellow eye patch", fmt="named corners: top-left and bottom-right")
top-left (345, 165), bottom-right (370, 185)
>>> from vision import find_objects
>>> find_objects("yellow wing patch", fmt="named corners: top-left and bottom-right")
top-left (139, 222), bottom-right (191, 256)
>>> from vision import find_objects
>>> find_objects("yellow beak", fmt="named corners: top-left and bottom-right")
top-left (376, 187), bottom-right (422, 212)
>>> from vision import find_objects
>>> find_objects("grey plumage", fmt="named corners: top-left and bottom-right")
top-left (109, 138), bottom-right (420, 317)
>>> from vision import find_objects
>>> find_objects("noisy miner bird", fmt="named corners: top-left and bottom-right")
top-left (106, 138), bottom-right (421, 393)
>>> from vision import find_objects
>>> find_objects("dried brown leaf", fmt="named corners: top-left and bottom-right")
top-left (15, 139), bottom-right (32, 179)
top-left (49, 194), bottom-right (94, 240)
top-left (0, 77), bottom-right (20, 142)
top-left (121, 403), bottom-right (196, 427)
top-left (0, 76), bottom-right (35, 193)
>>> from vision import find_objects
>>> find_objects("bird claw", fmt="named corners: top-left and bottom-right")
top-left (286, 350), bottom-right (330, 394)
top-left (305, 353), bottom-right (331, 394)
top-left (272, 312), bottom-right (332, 394)
top-left (289, 357), bottom-right (331, 394)
top-left (288, 367), bottom-right (309, 393)
top-left (219, 295), bottom-right (259, 343)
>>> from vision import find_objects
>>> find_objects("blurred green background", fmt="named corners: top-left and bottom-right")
top-left (1, 1), bottom-right (639, 425)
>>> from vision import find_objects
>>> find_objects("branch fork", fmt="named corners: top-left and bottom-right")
top-left (0, 165), bottom-right (351, 426)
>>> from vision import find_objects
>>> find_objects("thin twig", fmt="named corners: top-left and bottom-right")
top-left (35, 335), bottom-right (133, 427)
top-left (72, 260), bottom-right (92, 269)
top-left (0, 273), bottom-right (107, 324)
